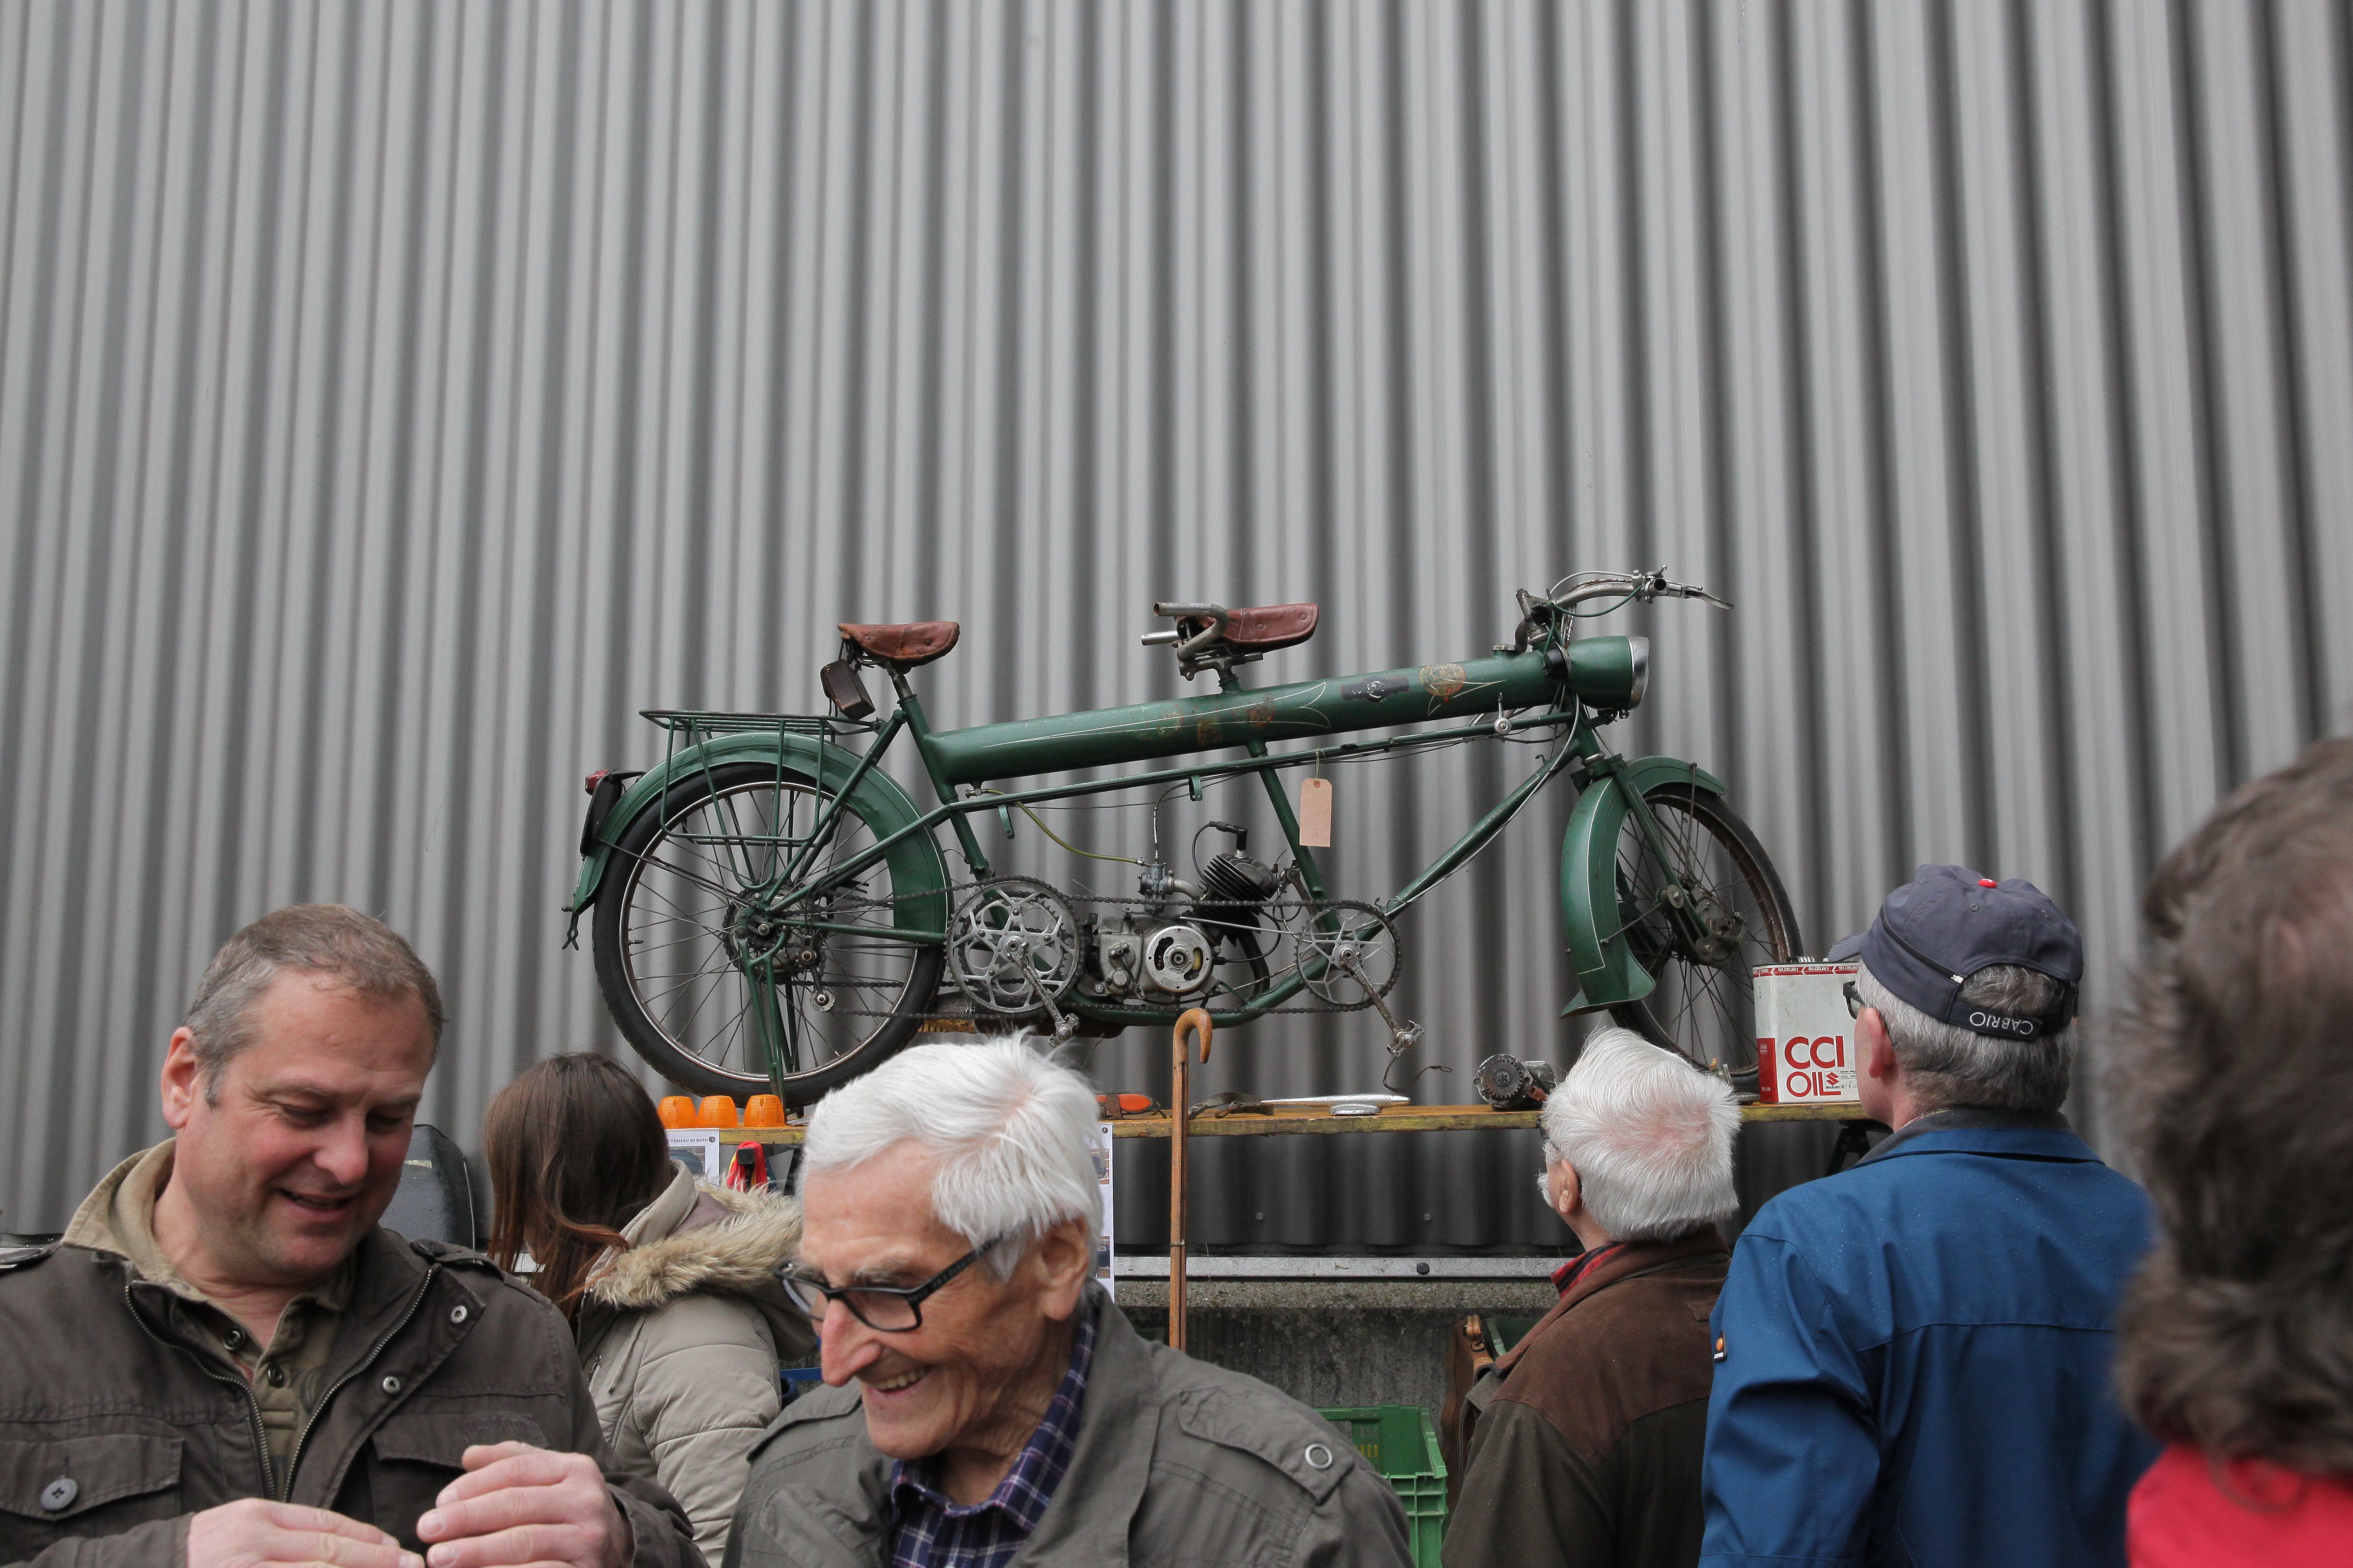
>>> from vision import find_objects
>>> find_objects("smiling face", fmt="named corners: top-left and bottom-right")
top-left (157, 973), bottom-right (435, 1292)
top-left (799, 1145), bottom-right (1089, 1467)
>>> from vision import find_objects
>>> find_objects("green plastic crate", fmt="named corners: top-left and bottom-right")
top-left (1483, 1314), bottom-right (1544, 1360)
top-left (1319, 1405), bottom-right (1447, 1566)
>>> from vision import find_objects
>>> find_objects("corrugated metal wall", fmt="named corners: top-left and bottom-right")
top-left (4, 0), bottom-right (2348, 1238)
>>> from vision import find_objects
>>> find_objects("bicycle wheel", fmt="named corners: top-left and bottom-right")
top-left (592, 760), bottom-right (944, 1103)
top-left (1606, 781), bottom-right (1802, 1079)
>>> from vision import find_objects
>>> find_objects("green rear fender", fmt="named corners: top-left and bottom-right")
top-left (564, 734), bottom-right (948, 942)
top-left (1558, 756), bottom-right (1728, 1015)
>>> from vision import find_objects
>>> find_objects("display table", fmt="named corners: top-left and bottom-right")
top-left (719, 1097), bottom-right (1865, 1145)
top-left (711, 1097), bottom-right (1868, 1412)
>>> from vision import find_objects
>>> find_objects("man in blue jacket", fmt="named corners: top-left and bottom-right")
top-left (1701, 866), bottom-right (2158, 1568)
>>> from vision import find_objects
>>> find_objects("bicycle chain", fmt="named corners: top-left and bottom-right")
top-left (758, 882), bottom-right (1405, 1023)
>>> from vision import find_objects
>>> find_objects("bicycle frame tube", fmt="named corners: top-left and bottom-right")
top-left (757, 712), bottom-right (1599, 1031)
top-left (1216, 662), bottom-right (1336, 904)
top-left (923, 643), bottom-right (1642, 785)
top-left (776, 707), bottom-right (1590, 915)
top-left (765, 707), bottom-right (910, 892)
top-left (893, 673), bottom-right (994, 879)
top-left (1382, 739), bottom-right (1585, 915)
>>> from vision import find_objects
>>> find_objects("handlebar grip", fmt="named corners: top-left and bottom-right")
top-left (1141, 630), bottom-right (1181, 646)
top-left (1152, 602), bottom-right (1225, 618)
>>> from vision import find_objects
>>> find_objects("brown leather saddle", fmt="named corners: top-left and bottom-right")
top-left (838, 620), bottom-right (961, 668)
top-left (1218, 602), bottom-right (1318, 653)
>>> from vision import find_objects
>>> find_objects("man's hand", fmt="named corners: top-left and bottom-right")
top-left (186, 1499), bottom-right (424, 1568)
top-left (414, 1443), bottom-right (629, 1568)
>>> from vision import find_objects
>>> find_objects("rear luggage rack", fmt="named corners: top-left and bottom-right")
top-left (641, 709), bottom-right (875, 745)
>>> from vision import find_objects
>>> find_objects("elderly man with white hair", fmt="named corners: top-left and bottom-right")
top-left (1443, 1028), bottom-right (1740, 1568)
top-left (725, 1040), bottom-right (1413, 1568)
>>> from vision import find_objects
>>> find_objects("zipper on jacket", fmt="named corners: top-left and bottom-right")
top-left (279, 1262), bottom-right (438, 1498)
top-left (123, 1279), bottom-right (280, 1500)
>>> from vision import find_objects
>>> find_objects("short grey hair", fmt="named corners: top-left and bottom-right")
top-left (1855, 960), bottom-right (2074, 1114)
top-left (183, 905), bottom-right (444, 1101)
top-left (1541, 1028), bottom-right (1740, 1241)
top-left (803, 1039), bottom-right (1098, 1279)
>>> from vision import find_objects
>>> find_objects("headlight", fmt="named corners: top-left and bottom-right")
top-left (1547, 634), bottom-right (1649, 712)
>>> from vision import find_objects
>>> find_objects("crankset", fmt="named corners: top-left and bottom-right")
top-left (1297, 900), bottom-right (1425, 1061)
top-left (945, 876), bottom-right (1085, 1039)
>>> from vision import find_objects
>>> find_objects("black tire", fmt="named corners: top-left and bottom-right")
top-left (592, 760), bottom-right (945, 1103)
top-left (1607, 782), bottom-right (1803, 1078)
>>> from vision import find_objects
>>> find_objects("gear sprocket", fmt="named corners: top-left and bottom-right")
top-left (945, 876), bottom-right (1083, 1017)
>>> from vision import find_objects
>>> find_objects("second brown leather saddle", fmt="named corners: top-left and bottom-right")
top-left (839, 620), bottom-right (961, 668)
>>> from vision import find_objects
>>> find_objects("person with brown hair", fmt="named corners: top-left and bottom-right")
top-left (484, 1056), bottom-right (814, 1568)
top-left (2114, 736), bottom-right (2353, 1564)
top-left (0, 904), bottom-right (699, 1568)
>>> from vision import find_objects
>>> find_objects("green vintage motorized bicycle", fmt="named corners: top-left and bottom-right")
top-left (565, 569), bottom-right (1803, 1104)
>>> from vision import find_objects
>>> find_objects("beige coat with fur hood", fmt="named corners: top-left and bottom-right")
top-left (575, 1163), bottom-right (817, 1568)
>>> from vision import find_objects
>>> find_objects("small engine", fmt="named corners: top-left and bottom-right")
top-left (1141, 924), bottom-right (1214, 994)
top-left (1093, 917), bottom-right (1216, 999)
top-left (1083, 823), bottom-right (1284, 1003)
top-left (1197, 844), bottom-right (1282, 908)
top-left (1190, 824), bottom-right (1282, 960)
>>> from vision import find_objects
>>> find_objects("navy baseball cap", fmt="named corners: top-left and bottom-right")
top-left (1855, 865), bottom-right (2083, 1038)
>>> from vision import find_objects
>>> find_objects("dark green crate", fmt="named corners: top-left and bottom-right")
top-left (1484, 1313), bottom-right (1544, 1360)
top-left (1318, 1405), bottom-right (1447, 1567)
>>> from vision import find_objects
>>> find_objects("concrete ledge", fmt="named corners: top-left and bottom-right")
top-left (1115, 1277), bottom-right (1556, 1311)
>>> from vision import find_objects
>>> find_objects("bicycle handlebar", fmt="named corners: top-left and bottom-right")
top-left (1548, 569), bottom-right (1733, 611)
top-left (1144, 602), bottom-right (1232, 658)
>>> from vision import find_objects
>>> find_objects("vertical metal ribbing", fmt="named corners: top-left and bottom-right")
top-left (1, 0), bottom-right (2349, 1235)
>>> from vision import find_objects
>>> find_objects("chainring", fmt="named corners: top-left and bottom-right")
top-left (1297, 899), bottom-right (1404, 1008)
top-left (945, 876), bottom-right (1084, 1016)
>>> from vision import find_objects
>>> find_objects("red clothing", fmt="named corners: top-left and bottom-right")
top-left (1548, 1240), bottom-right (1623, 1295)
top-left (2130, 1442), bottom-right (2353, 1567)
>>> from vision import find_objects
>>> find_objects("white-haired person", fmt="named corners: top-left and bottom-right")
top-left (723, 1039), bottom-right (1414, 1568)
top-left (1443, 1028), bottom-right (1740, 1568)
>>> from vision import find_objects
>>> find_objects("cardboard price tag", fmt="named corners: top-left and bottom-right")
top-left (1753, 962), bottom-right (1861, 1105)
top-left (1297, 777), bottom-right (1333, 847)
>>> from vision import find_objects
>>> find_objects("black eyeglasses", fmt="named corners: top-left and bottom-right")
top-left (1844, 981), bottom-right (1864, 1019)
top-left (780, 1233), bottom-right (1013, 1332)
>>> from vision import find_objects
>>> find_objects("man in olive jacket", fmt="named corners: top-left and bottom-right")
top-left (1444, 1030), bottom-right (1740, 1568)
top-left (0, 907), bottom-right (698, 1568)
top-left (727, 1040), bottom-right (1412, 1568)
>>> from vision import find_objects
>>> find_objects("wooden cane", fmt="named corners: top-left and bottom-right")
top-left (1169, 1008), bottom-right (1213, 1352)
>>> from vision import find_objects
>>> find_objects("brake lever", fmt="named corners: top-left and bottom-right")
top-left (1666, 579), bottom-right (1735, 611)
top-left (1639, 569), bottom-right (1736, 612)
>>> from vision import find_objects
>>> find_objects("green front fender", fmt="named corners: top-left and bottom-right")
top-left (564, 734), bottom-right (948, 942)
top-left (1558, 756), bottom-right (1728, 1015)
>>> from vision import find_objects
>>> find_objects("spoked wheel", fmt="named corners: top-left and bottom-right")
top-left (1607, 781), bottom-right (1802, 1080)
top-left (592, 761), bottom-right (943, 1103)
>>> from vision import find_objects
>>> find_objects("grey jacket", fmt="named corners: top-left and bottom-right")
top-left (723, 1290), bottom-right (1413, 1568)
top-left (0, 1225), bottom-right (699, 1568)
top-left (574, 1166), bottom-right (816, 1568)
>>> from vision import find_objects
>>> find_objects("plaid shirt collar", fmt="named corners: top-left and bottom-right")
top-left (1551, 1240), bottom-right (1624, 1294)
top-left (888, 1304), bottom-right (1098, 1561)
